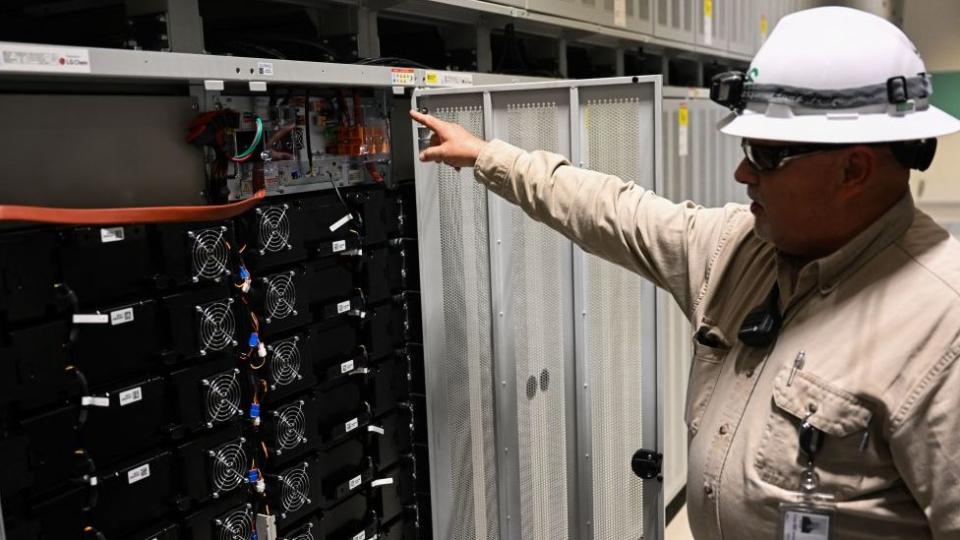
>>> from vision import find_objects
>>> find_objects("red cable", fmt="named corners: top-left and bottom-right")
top-left (0, 190), bottom-right (266, 225)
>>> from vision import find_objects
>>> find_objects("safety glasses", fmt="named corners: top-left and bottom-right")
top-left (741, 140), bottom-right (855, 171)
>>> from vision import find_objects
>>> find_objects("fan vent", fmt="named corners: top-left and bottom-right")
top-left (287, 525), bottom-right (316, 540)
top-left (274, 400), bottom-right (306, 453)
top-left (189, 226), bottom-right (230, 282)
top-left (215, 505), bottom-right (253, 540)
top-left (263, 271), bottom-right (297, 323)
top-left (196, 299), bottom-right (237, 355)
top-left (203, 368), bottom-right (242, 426)
top-left (279, 462), bottom-right (311, 515)
top-left (256, 204), bottom-right (291, 254)
top-left (209, 439), bottom-right (246, 496)
top-left (269, 337), bottom-right (302, 388)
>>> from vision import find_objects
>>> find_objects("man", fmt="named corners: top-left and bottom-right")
top-left (411, 6), bottom-right (960, 540)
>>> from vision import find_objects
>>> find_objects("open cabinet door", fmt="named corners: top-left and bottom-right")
top-left (412, 76), bottom-right (664, 540)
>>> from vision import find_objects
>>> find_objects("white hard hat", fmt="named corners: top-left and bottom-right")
top-left (713, 6), bottom-right (960, 144)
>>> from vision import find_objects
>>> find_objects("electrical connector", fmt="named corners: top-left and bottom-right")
top-left (250, 403), bottom-right (261, 427)
top-left (257, 341), bottom-right (267, 358)
top-left (249, 332), bottom-right (260, 348)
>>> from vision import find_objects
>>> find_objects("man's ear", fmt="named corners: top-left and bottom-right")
top-left (840, 145), bottom-right (875, 197)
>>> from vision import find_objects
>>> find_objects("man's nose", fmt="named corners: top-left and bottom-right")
top-left (734, 158), bottom-right (759, 185)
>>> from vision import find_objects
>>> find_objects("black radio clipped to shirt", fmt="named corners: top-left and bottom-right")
top-left (738, 282), bottom-right (782, 348)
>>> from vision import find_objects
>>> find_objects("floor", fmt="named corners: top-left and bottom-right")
top-left (666, 504), bottom-right (695, 540)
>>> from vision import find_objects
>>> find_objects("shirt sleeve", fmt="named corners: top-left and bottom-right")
top-left (889, 343), bottom-right (960, 539)
top-left (473, 138), bottom-right (750, 316)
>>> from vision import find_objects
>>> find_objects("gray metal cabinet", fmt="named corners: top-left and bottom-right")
top-left (413, 76), bottom-right (663, 540)
top-left (525, 0), bottom-right (654, 33)
top-left (654, 0), bottom-right (696, 45)
top-left (696, 0), bottom-right (729, 52)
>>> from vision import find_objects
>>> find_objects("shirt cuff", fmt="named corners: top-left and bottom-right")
top-left (474, 139), bottom-right (524, 191)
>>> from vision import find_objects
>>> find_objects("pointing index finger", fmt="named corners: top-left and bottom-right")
top-left (409, 109), bottom-right (441, 131)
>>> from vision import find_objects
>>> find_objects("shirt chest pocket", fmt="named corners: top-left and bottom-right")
top-left (753, 365), bottom-right (877, 500)
top-left (683, 330), bottom-right (728, 438)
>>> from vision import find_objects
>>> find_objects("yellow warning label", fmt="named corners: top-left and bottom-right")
top-left (760, 15), bottom-right (769, 36)
top-left (704, 0), bottom-right (713, 18)
top-left (679, 104), bottom-right (689, 126)
top-left (425, 71), bottom-right (440, 85)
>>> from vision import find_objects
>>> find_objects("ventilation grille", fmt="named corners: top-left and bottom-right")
top-left (433, 105), bottom-right (500, 540)
top-left (189, 226), bottom-right (230, 282)
top-left (505, 100), bottom-right (570, 540)
top-left (579, 96), bottom-right (651, 539)
top-left (279, 462), bottom-right (311, 514)
top-left (269, 336), bottom-right (302, 388)
top-left (196, 298), bottom-right (236, 355)
top-left (216, 506), bottom-right (254, 540)
top-left (264, 271), bottom-right (297, 322)
top-left (287, 523), bottom-right (317, 540)
top-left (210, 439), bottom-right (247, 496)
top-left (257, 204), bottom-right (291, 254)
top-left (203, 368), bottom-right (242, 425)
top-left (275, 401), bottom-right (307, 453)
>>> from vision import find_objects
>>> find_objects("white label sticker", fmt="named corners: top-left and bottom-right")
top-left (329, 213), bottom-right (353, 232)
top-left (349, 474), bottom-right (362, 490)
top-left (337, 300), bottom-right (351, 314)
top-left (332, 240), bottom-right (346, 253)
top-left (614, 0), bottom-right (627, 27)
top-left (119, 387), bottom-right (143, 407)
top-left (127, 463), bottom-right (151, 485)
top-left (390, 67), bottom-right (415, 86)
top-left (100, 227), bottom-right (125, 243)
top-left (392, 86), bottom-right (405, 96)
top-left (110, 307), bottom-right (135, 326)
top-left (73, 313), bottom-right (109, 324)
top-left (352, 532), bottom-right (366, 540)
top-left (341, 359), bottom-right (355, 374)
top-left (371, 478), bottom-right (394, 488)
top-left (345, 417), bottom-right (359, 433)
top-left (0, 43), bottom-right (91, 73)
top-left (257, 61), bottom-right (274, 76)
top-left (678, 104), bottom-right (689, 157)
top-left (81, 396), bottom-right (111, 407)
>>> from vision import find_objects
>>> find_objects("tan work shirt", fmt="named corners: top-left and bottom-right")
top-left (474, 139), bottom-right (960, 539)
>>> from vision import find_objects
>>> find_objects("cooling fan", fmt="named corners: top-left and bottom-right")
top-left (214, 505), bottom-right (254, 540)
top-left (277, 462), bottom-right (312, 518)
top-left (209, 438), bottom-right (247, 498)
top-left (202, 368), bottom-right (242, 427)
top-left (196, 299), bottom-right (237, 355)
top-left (188, 226), bottom-right (231, 282)
top-left (273, 400), bottom-right (306, 454)
top-left (268, 336), bottom-right (302, 390)
top-left (263, 271), bottom-right (297, 323)
top-left (284, 523), bottom-right (316, 540)
top-left (256, 204), bottom-right (292, 254)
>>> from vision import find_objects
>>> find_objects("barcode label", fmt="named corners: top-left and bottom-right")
top-left (340, 360), bottom-right (355, 374)
top-left (100, 227), bottom-right (125, 243)
top-left (127, 464), bottom-right (151, 484)
top-left (345, 417), bottom-right (359, 433)
top-left (349, 474), bottom-right (362, 490)
top-left (332, 240), bottom-right (346, 253)
top-left (110, 307), bottom-right (135, 325)
top-left (337, 300), bottom-right (351, 314)
top-left (119, 387), bottom-right (143, 407)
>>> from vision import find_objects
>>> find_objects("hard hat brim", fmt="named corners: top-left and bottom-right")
top-left (718, 106), bottom-right (960, 143)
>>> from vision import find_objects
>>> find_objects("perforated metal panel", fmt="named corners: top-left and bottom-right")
top-left (416, 97), bottom-right (501, 540)
top-left (415, 77), bottom-right (663, 540)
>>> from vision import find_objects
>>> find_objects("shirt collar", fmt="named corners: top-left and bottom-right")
top-left (776, 193), bottom-right (916, 304)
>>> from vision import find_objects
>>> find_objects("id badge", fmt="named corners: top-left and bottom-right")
top-left (778, 502), bottom-right (836, 540)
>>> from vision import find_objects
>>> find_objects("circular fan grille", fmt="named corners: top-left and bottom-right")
top-left (280, 464), bottom-right (311, 513)
top-left (205, 370), bottom-right (241, 424)
top-left (257, 205), bottom-right (290, 253)
top-left (210, 441), bottom-right (246, 493)
top-left (270, 338), bottom-right (301, 387)
top-left (290, 529), bottom-right (316, 540)
top-left (198, 300), bottom-right (236, 353)
top-left (190, 227), bottom-right (229, 281)
top-left (276, 402), bottom-right (306, 450)
top-left (264, 273), bottom-right (296, 321)
top-left (216, 507), bottom-right (253, 540)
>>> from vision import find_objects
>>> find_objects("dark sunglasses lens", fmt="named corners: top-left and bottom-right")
top-left (744, 145), bottom-right (780, 171)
